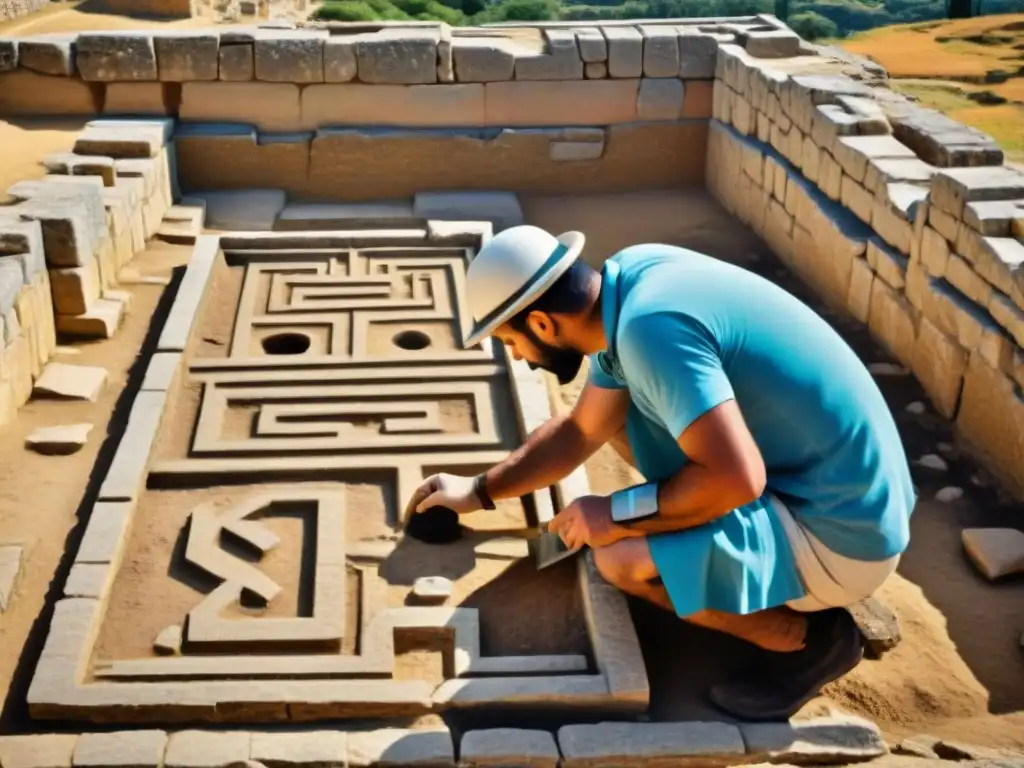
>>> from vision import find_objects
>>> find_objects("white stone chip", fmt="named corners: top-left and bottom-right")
top-left (961, 528), bottom-right (1024, 580)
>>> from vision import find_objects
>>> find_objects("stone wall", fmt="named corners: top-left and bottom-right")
top-left (706, 42), bottom-right (1024, 497)
top-left (0, 0), bottom-right (46, 24)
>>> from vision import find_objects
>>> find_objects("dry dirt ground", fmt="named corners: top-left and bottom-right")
top-left (0, 170), bottom-right (1020, 745)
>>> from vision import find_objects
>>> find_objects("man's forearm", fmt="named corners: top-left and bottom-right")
top-left (483, 414), bottom-right (594, 502)
top-left (622, 462), bottom-right (762, 534)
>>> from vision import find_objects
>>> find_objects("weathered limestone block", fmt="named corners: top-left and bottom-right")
top-left (413, 190), bottom-right (522, 232)
top-left (731, 92), bottom-right (755, 137)
top-left (833, 135), bottom-right (916, 185)
top-left (958, 234), bottom-right (1024, 305)
top-left (73, 730), bottom-right (168, 768)
top-left (75, 128), bottom-right (159, 160)
top-left (452, 38), bottom-right (515, 83)
top-left (254, 31), bottom-right (325, 83)
top-left (315, 37), bottom-right (354, 83)
top-left (962, 527), bottom-right (1024, 580)
top-left (155, 33), bottom-right (218, 81)
top-left (50, 261), bottom-right (101, 316)
top-left (250, 730), bottom-right (347, 767)
top-left (765, 197), bottom-right (795, 266)
top-left (550, 139), bottom-right (604, 161)
top-left (867, 237), bottom-right (908, 290)
top-left (963, 198), bottom-right (1024, 236)
top-left (873, 195), bottom-right (919, 256)
top-left (0, 734), bottom-right (79, 768)
top-left (931, 165), bottom-right (1024, 219)
top-left (811, 104), bottom-right (858, 154)
top-left (957, 354), bottom-right (1024, 498)
top-left (164, 730), bottom-right (251, 768)
top-left (682, 79), bottom-right (712, 118)
top-left (636, 78), bottom-right (684, 121)
top-left (887, 102), bottom-right (1003, 167)
top-left (515, 29), bottom-right (582, 81)
top-left (75, 33), bottom-right (157, 81)
top-left (219, 43), bottom-right (254, 81)
top-left (103, 83), bottom-right (166, 116)
top-left (603, 26), bottom-right (642, 78)
top-left (677, 30), bottom-right (717, 79)
top-left (919, 225), bottom-right (950, 277)
top-left (14, 199), bottom-right (96, 268)
top-left (785, 74), bottom-right (873, 134)
top-left (0, 70), bottom-right (96, 115)
top-left (17, 34), bottom-right (76, 76)
top-left (741, 714), bottom-right (887, 764)
top-left (837, 94), bottom-right (892, 134)
top-left (868, 279), bottom-right (918, 367)
top-left (848, 256), bottom-right (875, 323)
top-left (947, 254), bottom-right (993, 306)
top-left (460, 729), bottom-right (559, 768)
top-left (303, 83), bottom-right (483, 128)
top-left (864, 157), bottom-right (936, 196)
top-left (558, 722), bottom-right (745, 767)
top-left (0, 39), bottom-right (16, 72)
top-left (841, 176), bottom-right (873, 224)
top-left (356, 28), bottom-right (439, 84)
top-left (818, 151), bottom-right (842, 201)
top-left (741, 28), bottom-right (801, 58)
top-left (990, 292), bottom-right (1024, 347)
top-left (347, 729), bottom-right (454, 767)
top-left (640, 26), bottom-right (678, 78)
top-left (180, 82), bottom-right (301, 132)
top-left (485, 80), bottom-right (637, 127)
top-left (585, 61), bottom-right (607, 79)
top-left (912, 317), bottom-right (968, 418)
top-left (920, 276), bottom-right (997, 350)
top-left (575, 28), bottom-right (607, 63)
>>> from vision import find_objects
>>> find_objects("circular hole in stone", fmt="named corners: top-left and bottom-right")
top-left (393, 330), bottom-right (432, 351)
top-left (261, 332), bottom-right (311, 356)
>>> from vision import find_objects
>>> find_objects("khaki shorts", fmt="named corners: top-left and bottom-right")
top-left (770, 494), bottom-right (900, 613)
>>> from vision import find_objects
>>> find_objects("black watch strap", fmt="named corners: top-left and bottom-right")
top-left (474, 474), bottom-right (496, 511)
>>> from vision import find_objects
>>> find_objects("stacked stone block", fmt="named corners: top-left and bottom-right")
top-left (706, 39), bottom-right (1024, 497)
top-left (0, 0), bottom-right (46, 24)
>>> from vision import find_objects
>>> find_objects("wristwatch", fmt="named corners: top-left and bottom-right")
top-left (610, 481), bottom-right (661, 525)
top-left (473, 473), bottom-right (497, 511)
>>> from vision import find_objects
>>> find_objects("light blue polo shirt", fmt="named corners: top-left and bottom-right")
top-left (590, 245), bottom-right (915, 617)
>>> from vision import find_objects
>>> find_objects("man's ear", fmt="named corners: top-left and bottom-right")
top-left (526, 310), bottom-right (557, 344)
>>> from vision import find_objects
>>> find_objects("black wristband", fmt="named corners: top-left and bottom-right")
top-left (474, 474), bottom-right (496, 511)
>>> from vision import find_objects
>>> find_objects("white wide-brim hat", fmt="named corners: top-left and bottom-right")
top-left (463, 225), bottom-right (586, 348)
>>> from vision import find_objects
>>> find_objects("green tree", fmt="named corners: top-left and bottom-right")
top-left (789, 9), bottom-right (839, 37)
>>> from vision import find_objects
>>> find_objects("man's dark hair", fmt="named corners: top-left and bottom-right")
top-left (507, 259), bottom-right (597, 332)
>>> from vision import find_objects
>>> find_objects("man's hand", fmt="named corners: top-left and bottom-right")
top-left (404, 473), bottom-right (481, 519)
top-left (548, 494), bottom-right (638, 550)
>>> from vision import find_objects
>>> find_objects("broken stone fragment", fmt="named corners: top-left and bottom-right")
top-left (412, 576), bottom-right (453, 603)
top-left (935, 486), bottom-right (963, 503)
top-left (961, 527), bottom-right (1024, 580)
top-left (33, 362), bottom-right (108, 402)
top-left (25, 423), bottom-right (93, 456)
top-left (847, 597), bottom-right (901, 659)
top-left (905, 401), bottom-right (926, 414)
top-left (153, 624), bottom-right (182, 656)
top-left (914, 454), bottom-right (948, 471)
top-left (741, 713), bottom-right (887, 764)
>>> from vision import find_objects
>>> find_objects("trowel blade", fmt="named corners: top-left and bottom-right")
top-left (530, 529), bottom-right (585, 570)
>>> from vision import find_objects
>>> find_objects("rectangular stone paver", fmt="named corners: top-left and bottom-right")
top-left (73, 731), bottom-right (167, 768)
top-left (460, 729), bottom-right (559, 768)
top-left (347, 729), bottom-right (454, 767)
top-left (558, 722), bottom-right (745, 767)
top-left (0, 734), bottom-right (79, 768)
top-left (250, 731), bottom-right (347, 767)
top-left (165, 730), bottom-right (251, 768)
top-left (741, 714), bottom-right (887, 764)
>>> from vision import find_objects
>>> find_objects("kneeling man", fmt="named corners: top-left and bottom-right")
top-left (405, 225), bottom-right (915, 720)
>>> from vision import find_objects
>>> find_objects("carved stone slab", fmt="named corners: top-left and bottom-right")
top-left (27, 226), bottom-right (648, 724)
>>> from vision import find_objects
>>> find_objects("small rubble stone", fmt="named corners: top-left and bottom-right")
top-left (0, 545), bottom-right (22, 612)
top-left (905, 401), bottom-right (926, 414)
top-left (868, 362), bottom-right (909, 376)
top-left (153, 625), bottom-right (182, 656)
top-left (935, 486), bottom-right (963, 503)
top-left (75, 33), bottom-right (158, 81)
top-left (412, 575), bottom-right (453, 603)
top-left (250, 730), bottom-right (347, 767)
top-left (0, 733), bottom-right (79, 768)
top-left (894, 735), bottom-right (940, 758)
top-left (17, 34), bottom-right (76, 77)
top-left (74, 730), bottom-right (168, 767)
top-left (155, 33), bottom-right (219, 81)
top-left (915, 454), bottom-right (949, 471)
top-left (25, 423), bottom-right (93, 456)
top-left (848, 597), bottom-right (901, 659)
top-left (558, 722), bottom-right (745, 767)
top-left (33, 362), bottom-right (107, 402)
top-left (741, 713), bottom-right (887, 764)
top-left (165, 731), bottom-right (251, 768)
top-left (347, 728), bottom-right (454, 767)
top-left (460, 729), bottom-right (559, 768)
top-left (356, 28), bottom-right (439, 84)
top-left (961, 528), bottom-right (1024, 580)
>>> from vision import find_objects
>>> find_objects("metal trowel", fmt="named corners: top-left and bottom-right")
top-left (529, 527), bottom-right (586, 570)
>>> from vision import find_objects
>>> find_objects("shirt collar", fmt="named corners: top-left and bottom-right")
top-left (600, 258), bottom-right (621, 360)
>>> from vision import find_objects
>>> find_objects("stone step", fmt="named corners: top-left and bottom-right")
top-left (272, 200), bottom-right (418, 231)
top-left (156, 200), bottom-right (207, 245)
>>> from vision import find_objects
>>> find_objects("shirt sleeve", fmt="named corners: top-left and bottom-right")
top-left (587, 351), bottom-right (627, 390)
top-left (618, 311), bottom-right (735, 439)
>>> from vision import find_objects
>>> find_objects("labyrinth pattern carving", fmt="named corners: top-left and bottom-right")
top-left (28, 232), bottom-right (649, 724)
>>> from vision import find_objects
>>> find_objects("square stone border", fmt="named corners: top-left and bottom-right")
top-left (28, 224), bottom-right (648, 723)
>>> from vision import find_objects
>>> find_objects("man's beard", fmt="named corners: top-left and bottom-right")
top-left (524, 327), bottom-right (584, 385)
